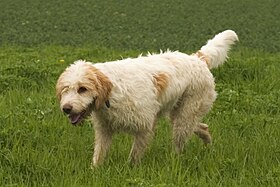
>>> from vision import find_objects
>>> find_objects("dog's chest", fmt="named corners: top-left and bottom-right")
top-left (92, 99), bottom-right (157, 132)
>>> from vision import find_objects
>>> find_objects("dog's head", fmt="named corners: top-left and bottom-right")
top-left (56, 61), bottom-right (112, 125)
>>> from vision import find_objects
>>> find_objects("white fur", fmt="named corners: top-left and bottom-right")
top-left (200, 30), bottom-right (238, 69)
top-left (56, 30), bottom-right (238, 166)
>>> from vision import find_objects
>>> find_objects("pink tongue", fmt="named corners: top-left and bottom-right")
top-left (70, 114), bottom-right (81, 124)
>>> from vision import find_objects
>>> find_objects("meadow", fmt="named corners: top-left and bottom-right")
top-left (0, 0), bottom-right (280, 186)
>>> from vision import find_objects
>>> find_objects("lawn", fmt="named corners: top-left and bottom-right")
top-left (0, 0), bottom-right (280, 186)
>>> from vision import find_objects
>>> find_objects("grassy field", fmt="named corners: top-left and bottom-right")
top-left (0, 0), bottom-right (280, 186)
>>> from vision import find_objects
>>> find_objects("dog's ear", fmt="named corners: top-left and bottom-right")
top-left (56, 74), bottom-right (66, 101)
top-left (95, 72), bottom-right (113, 109)
top-left (86, 65), bottom-right (113, 110)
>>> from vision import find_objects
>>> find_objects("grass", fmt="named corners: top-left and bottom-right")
top-left (0, 0), bottom-right (279, 51)
top-left (0, 0), bottom-right (280, 186)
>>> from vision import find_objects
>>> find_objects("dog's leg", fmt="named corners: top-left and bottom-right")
top-left (193, 88), bottom-right (216, 144)
top-left (170, 96), bottom-right (198, 153)
top-left (92, 126), bottom-right (113, 167)
top-left (171, 87), bottom-right (216, 152)
top-left (128, 129), bottom-right (154, 165)
top-left (171, 92), bottom-right (213, 153)
top-left (171, 116), bottom-right (195, 154)
top-left (194, 123), bottom-right (211, 144)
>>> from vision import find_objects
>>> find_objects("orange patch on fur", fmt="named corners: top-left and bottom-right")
top-left (153, 72), bottom-right (169, 95)
top-left (193, 50), bottom-right (210, 67)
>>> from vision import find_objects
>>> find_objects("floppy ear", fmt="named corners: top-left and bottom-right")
top-left (85, 65), bottom-right (113, 110)
top-left (95, 74), bottom-right (113, 109)
top-left (56, 73), bottom-right (66, 101)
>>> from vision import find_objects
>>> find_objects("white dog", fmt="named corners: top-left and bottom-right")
top-left (56, 30), bottom-right (238, 166)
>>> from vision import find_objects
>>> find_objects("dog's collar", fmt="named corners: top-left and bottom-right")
top-left (105, 100), bottom-right (110, 108)
top-left (91, 97), bottom-right (110, 109)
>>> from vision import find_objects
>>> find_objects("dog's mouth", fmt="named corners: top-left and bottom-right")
top-left (68, 111), bottom-right (87, 125)
top-left (67, 99), bottom-right (97, 125)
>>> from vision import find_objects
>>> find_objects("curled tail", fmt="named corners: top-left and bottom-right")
top-left (195, 30), bottom-right (238, 69)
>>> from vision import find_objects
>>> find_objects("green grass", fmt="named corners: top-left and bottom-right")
top-left (0, 0), bottom-right (279, 51)
top-left (0, 0), bottom-right (280, 186)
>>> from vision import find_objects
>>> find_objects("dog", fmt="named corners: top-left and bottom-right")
top-left (56, 30), bottom-right (238, 167)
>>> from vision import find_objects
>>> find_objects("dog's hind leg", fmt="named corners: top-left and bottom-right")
top-left (170, 95), bottom-right (198, 154)
top-left (171, 87), bottom-right (216, 153)
top-left (193, 88), bottom-right (216, 144)
top-left (194, 123), bottom-right (211, 144)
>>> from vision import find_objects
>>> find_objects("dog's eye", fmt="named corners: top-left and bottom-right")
top-left (78, 87), bottom-right (87, 94)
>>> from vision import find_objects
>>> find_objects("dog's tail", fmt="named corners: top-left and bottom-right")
top-left (194, 30), bottom-right (238, 69)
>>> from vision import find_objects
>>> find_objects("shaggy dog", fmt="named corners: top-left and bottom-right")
top-left (56, 30), bottom-right (238, 167)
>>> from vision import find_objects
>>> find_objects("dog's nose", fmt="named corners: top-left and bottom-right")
top-left (63, 104), bottom-right (73, 114)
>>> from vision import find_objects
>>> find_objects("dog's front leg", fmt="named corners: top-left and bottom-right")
top-left (92, 126), bottom-right (113, 167)
top-left (128, 130), bottom-right (154, 165)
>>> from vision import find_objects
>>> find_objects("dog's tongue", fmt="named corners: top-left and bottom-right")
top-left (70, 113), bottom-right (82, 124)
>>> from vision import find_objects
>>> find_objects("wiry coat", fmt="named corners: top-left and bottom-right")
top-left (56, 30), bottom-right (238, 166)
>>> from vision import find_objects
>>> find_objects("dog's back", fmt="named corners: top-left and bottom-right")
top-left (94, 51), bottom-right (214, 119)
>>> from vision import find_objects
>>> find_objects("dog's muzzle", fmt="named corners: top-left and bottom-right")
top-left (62, 98), bottom-right (110, 125)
